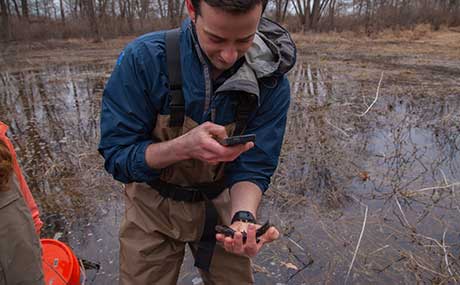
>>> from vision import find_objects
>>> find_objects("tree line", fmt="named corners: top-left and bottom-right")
top-left (1, 0), bottom-right (459, 41)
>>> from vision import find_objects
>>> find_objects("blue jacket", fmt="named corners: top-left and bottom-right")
top-left (99, 18), bottom-right (296, 193)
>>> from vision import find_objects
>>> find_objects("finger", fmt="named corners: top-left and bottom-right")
top-left (259, 226), bottom-right (280, 244)
top-left (244, 224), bottom-right (259, 257)
top-left (233, 232), bottom-right (244, 255)
top-left (204, 122), bottom-right (228, 139)
top-left (223, 236), bottom-right (234, 252)
top-left (243, 141), bottom-right (255, 150)
top-left (227, 141), bottom-right (254, 152)
top-left (216, 233), bottom-right (226, 243)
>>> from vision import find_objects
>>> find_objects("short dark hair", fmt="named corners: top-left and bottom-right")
top-left (191, 0), bottom-right (268, 15)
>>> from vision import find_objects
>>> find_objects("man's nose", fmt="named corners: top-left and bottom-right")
top-left (221, 47), bottom-right (238, 65)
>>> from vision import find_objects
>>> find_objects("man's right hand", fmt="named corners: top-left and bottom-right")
top-left (178, 122), bottom-right (254, 165)
top-left (145, 122), bottom-right (254, 169)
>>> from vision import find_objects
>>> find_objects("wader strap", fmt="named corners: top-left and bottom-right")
top-left (234, 94), bottom-right (258, 135)
top-left (194, 200), bottom-right (218, 272)
top-left (165, 28), bottom-right (185, 127)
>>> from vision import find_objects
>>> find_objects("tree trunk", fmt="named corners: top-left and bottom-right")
top-left (126, 0), bottom-right (134, 32)
top-left (275, 0), bottom-right (282, 22)
top-left (157, 0), bottom-right (164, 18)
top-left (178, 0), bottom-right (185, 22)
top-left (0, 0), bottom-right (10, 41)
top-left (35, 0), bottom-right (40, 16)
top-left (86, 0), bottom-right (101, 40)
top-left (329, 0), bottom-right (335, 30)
top-left (282, 0), bottom-right (289, 22)
top-left (21, 0), bottom-right (29, 19)
top-left (303, 0), bottom-right (311, 31)
top-left (110, 0), bottom-right (115, 16)
top-left (52, 0), bottom-right (57, 19)
top-left (59, 0), bottom-right (65, 24)
top-left (310, 0), bottom-right (322, 31)
top-left (168, 0), bottom-right (174, 26)
top-left (11, 0), bottom-right (21, 17)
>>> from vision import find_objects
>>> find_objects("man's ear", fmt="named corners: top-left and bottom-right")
top-left (185, 0), bottom-right (196, 22)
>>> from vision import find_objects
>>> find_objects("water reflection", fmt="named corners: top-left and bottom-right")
top-left (0, 64), bottom-right (122, 283)
top-left (0, 58), bottom-right (459, 284)
top-left (263, 61), bottom-right (460, 284)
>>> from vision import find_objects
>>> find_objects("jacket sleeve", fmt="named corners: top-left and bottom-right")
top-left (98, 42), bottom-right (165, 184)
top-left (225, 76), bottom-right (291, 193)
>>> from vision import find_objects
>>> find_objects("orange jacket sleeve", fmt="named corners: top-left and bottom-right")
top-left (0, 121), bottom-right (43, 234)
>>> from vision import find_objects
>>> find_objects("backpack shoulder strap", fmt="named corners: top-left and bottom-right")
top-left (234, 94), bottom-right (258, 135)
top-left (165, 28), bottom-right (185, 127)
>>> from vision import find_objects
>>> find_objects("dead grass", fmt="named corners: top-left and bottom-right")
top-left (0, 37), bottom-right (134, 72)
top-left (293, 25), bottom-right (460, 60)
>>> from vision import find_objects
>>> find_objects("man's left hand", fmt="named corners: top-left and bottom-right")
top-left (215, 222), bottom-right (280, 257)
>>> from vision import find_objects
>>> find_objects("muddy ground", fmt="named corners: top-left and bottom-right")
top-left (0, 28), bottom-right (459, 284)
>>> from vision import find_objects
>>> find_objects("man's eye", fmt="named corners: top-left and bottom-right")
top-left (210, 37), bottom-right (224, 43)
top-left (238, 39), bottom-right (252, 44)
top-left (237, 37), bottom-right (254, 44)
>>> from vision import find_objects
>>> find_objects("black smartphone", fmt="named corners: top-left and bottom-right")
top-left (217, 134), bottom-right (256, 146)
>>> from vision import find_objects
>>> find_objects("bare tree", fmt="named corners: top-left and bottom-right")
top-left (21, 0), bottom-right (29, 19)
top-left (291, 0), bottom-right (331, 31)
top-left (0, 0), bottom-right (10, 40)
top-left (273, 0), bottom-right (290, 22)
top-left (11, 0), bottom-right (21, 17)
top-left (59, 0), bottom-right (65, 23)
top-left (84, 0), bottom-right (101, 39)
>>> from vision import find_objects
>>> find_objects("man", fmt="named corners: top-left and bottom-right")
top-left (99, 0), bottom-right (296, 283)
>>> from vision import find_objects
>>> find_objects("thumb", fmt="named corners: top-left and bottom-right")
top-left (260, 226), bottom-right (280, 244)
top-left (205, 123), bottom-right (228, 139)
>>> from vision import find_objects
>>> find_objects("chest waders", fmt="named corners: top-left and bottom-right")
top-left (147, 29), bottom-right (257, 272)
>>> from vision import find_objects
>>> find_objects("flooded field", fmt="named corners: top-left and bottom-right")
top-left (0, 31), bottom-right (459, 284)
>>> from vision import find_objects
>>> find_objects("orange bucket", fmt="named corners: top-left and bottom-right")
top-left (41, 239), bottom-right (81, 285)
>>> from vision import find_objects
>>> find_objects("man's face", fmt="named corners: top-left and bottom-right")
top-left (188, 1), bottom-right (262, 73)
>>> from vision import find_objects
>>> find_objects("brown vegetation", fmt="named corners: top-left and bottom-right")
top-left (0, 0), bottom-right (459, 42)
top-left (0, 24), bottom-right (459, 283)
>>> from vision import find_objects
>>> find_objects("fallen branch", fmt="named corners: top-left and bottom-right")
top-left (357, 72), bottom-right (384, 117)
top-left (345, 203), bottom-right (368, 283)
top-left (402, 182), bottom-right (460, 197)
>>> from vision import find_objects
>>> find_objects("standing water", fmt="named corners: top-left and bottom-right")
top-left (1, 34), bottom-right (459, 284)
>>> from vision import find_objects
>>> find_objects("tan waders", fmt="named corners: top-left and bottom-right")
top-left (119, 116), bottom-right (254, 284)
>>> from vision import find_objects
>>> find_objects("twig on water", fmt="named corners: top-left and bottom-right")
top-left (407, 252), bottom-right (449, 278)
top-left (440, 170), bottom-right (460, 214)
top-left (442, 229), bottom-right (456, 281)
top-left (368, 245), bottom-right (389, 256)
top-left (404, 182), bottom-right (460, 196)
top-left (394, 196), bottom-right (412, 228)
top-left (345, 203), bottom-right (368, 284)
top-left (287, 236), bottom-right (305, 251)
top-left (325, 118), bottom-right (350, 137)
top-left (357, 71), bottom-right (384, 117)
